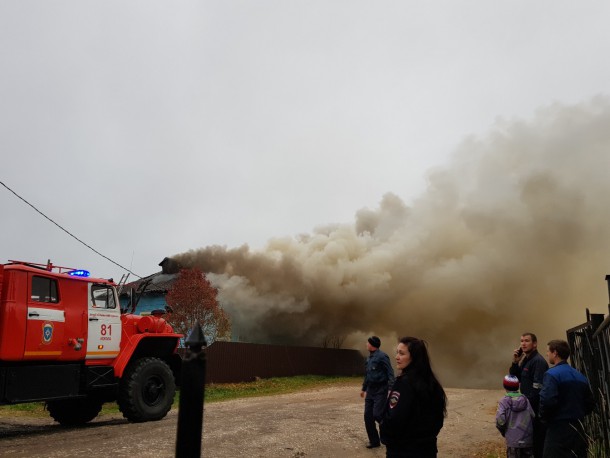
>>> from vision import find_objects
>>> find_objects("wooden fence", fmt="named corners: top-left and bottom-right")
top-left (179, 341), bottom-right (365, 384)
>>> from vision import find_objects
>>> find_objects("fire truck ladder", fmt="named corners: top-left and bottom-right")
top-left (116, 273), bottom-right (130, 296)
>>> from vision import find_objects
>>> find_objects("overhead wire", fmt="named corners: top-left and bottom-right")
top-left (1, 179), bottom-right (142, 278)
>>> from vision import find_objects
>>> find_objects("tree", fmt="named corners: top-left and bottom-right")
top-left (165, 268), bottom-right (231, 344)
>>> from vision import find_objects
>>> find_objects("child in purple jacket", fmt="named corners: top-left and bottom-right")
top-left (496, 375), bottom-right (535, 458)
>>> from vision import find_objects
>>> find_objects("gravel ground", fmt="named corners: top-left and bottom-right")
top-left (0, 381), bottom-right (505, 457)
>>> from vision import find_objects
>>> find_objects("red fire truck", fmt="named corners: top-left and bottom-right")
top-left (0, 260), bottom-right (182, 425)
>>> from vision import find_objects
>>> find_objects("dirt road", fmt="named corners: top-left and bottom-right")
top-left (0, 382), bottom-right (504, 457)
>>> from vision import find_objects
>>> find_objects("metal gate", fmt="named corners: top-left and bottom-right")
top-left (566, 275), bottom-right (610, 457)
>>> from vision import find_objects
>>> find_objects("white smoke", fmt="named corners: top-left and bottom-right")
top-left (175, 97), bottom-right (610, 387)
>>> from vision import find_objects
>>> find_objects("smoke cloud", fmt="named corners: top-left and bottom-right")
top-left (174, 98), bottom-right (610, 388)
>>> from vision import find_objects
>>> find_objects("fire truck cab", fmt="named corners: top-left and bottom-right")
top-left (0, 260), bottom-right (182, 425)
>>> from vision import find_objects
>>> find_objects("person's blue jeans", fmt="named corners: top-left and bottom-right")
top-left (364, 385), bottom-right (386, 445)
top-left (543, 420), bottom-right (587, 458)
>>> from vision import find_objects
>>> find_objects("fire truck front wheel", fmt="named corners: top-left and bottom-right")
top-left (47, 397), bottom-right (103, 426)
top-left (118, 356), bottom-right (176, 422)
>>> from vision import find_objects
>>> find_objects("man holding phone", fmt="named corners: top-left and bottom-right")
top-left (510, 332), bottom-right (549, 458)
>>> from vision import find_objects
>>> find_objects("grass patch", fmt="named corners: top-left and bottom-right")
top-left (204, 375), bottom-right (359, 403)
top-left (0, 402), bottom-right (46, 417)
top-left (0, 401), bottom-right (124, 418)
top-left (0, 375), bottom-right (360, 419)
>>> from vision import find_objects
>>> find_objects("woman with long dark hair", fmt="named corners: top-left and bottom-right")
top-left (380, 336), bottom-right (447, 458)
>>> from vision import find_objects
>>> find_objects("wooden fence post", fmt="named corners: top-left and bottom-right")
top-left (175, 324), bottom-right (207, 457)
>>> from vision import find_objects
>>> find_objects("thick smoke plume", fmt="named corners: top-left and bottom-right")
top-left (174, 98), bottom-right (610, 388)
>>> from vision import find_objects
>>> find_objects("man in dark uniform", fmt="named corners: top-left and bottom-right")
top-left (509, 332), bottom-right (549, 458)
top-left (540, 339), bottom-right (594, 458)
top-left (360, 335), bottom-right (394, 449)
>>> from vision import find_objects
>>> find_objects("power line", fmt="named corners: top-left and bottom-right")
top-left (1, 179), bottom-right (141, 279)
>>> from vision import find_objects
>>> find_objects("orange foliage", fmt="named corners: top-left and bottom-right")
top-left (165, 268), bottom-right (230, 343)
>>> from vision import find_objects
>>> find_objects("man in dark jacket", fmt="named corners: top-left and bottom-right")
top-left (509, 332), bottom-right (548, 458)
top-left (360, 335), bottom-right (394, 449)
top-left (539, 339), bottom-right (594, 458)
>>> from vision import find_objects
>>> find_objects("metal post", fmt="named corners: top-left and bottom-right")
top-left (176, 324), bottom-right (207, 458)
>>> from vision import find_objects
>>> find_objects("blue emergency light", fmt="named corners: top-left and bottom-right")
top-left (67, 269), bottom-right (91, 277)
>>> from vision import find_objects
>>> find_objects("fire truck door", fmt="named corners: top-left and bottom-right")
top-left (24, 274), bottom-right (65, 359)
top-left (86, 284), bottom-right (121, 359)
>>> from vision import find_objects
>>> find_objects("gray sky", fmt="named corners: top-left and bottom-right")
top-left (2, 1), bottom-right (609, 283)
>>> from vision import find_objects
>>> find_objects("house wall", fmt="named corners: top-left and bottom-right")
top-left (119, 293), bottom-right (167, 315)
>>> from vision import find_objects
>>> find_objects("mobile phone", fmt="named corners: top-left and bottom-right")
top-left (517, 348), bottom-right (523, 357)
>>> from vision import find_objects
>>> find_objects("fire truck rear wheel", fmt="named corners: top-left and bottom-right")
top-left (118, 356), bottom-right (175, 422)
top-left (47, 397), bottom-right (103, 426)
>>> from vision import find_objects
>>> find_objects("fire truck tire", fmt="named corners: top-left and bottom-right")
top-left (118, 356), bottom-right (175, 422)
top-left (47, 397), bottom-right (103, 426)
